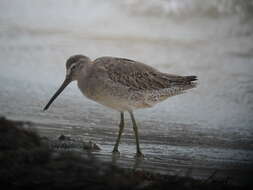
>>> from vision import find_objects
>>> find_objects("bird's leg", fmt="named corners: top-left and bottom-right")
top-left (112, 112), bottom-right (124, 153)
top-left (129, 111), bottom-right (144, 157)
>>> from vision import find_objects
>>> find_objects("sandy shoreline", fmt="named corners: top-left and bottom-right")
top-left (1, 116), bottom-right (251, 187)
top-left (1, 116), bottom-right (252, 189)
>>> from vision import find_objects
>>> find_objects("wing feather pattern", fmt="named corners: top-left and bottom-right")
top-left (93, 57), bottom-right (197, 91)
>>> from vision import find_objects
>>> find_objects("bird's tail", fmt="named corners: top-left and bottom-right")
top-left (184, 75), bottom-right (197, 82)
top-left (182, 75), bottom-right (198, 89)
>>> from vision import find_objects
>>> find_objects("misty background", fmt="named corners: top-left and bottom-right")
top-left (0, 0), bottom-right (253, 178)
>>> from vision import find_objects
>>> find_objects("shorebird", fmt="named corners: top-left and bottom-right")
top-left (43, 55), bottom-right (197, 157)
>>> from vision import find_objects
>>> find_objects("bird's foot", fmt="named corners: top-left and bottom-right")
top-left (135, 151), bottom-right (144, 158)
top-left (112, 149), bottom-right (120, 155)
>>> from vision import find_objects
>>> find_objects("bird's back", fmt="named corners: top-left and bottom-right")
top-left (83, 57), bottom-right (197, 110)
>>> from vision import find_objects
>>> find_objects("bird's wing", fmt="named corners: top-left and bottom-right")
top-left (93, 57), bottom-right (197, 91)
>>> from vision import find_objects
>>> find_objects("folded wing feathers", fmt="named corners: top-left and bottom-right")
top-left (104, 57), bottom-right (197, 91)
top-left (109, 70), bottom-right (197, 91)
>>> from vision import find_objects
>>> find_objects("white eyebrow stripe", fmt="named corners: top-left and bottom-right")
top-left (67, 63), bottom-right (76, 76)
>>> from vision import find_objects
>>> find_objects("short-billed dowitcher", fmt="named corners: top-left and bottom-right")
top-left (43, 55), bottom-right (197, 157)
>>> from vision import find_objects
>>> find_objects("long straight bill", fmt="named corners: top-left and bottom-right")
top-left (43, 78), bottom-right (71, 111)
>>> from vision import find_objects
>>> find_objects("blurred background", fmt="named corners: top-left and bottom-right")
top-left (0, 0), bottom-right (253, 180)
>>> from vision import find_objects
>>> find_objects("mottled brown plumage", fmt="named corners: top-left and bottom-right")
top-left (94, 56), bottom-right (196, 91)
top-left (44, 55), bottom-right (197, 157)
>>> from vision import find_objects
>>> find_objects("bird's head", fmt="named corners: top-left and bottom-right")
top-left (43, 54), bottom-right (91, 111)
top-left (66, 55), bottom-right (91, 81)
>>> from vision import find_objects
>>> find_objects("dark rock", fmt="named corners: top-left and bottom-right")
top-left (58, 134), bottom-right (72, 141)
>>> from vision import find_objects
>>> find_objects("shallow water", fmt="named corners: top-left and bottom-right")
top-left (0, 0), bottom-right (253, 184)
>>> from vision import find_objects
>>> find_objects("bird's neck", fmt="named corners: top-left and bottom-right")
top-left (78, 62), bottom-right (91, 78)
top-left (77, 64), bottom-right (93, 99)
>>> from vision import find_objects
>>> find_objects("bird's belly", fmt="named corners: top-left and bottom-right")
top-left (84, 90), bottom-right (142, 112)
top-left (77, 79), bottom-right (180, 111)
top-left (78, 83), bottom-right (150, 111)
top-left (78, 80), bottom-right (130, 111)
top-left (94, 88), bottom-right (184, 111)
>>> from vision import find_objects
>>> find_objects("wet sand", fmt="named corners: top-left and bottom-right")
top-left (28, 118), bottom-right (252, 186)
top-left (1, 117), bottom-right (252, 189)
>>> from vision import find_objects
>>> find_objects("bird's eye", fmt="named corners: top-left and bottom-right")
top-left (72, 64), bottom-right (77, 70)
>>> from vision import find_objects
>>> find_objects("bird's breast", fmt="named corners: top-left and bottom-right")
top-left (77, 77), bottom-right (96, 100)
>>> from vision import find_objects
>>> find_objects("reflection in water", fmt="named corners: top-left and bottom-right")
top-left (133, 157), bottom-right (145, 170)
top-left (111, 152), bottom-right (144, 170)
